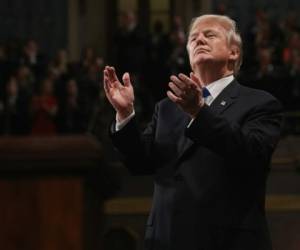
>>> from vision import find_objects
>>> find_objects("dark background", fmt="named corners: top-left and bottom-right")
top-left (0, 1), bottom-right (299, 250)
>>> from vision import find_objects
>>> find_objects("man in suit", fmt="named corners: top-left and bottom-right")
top-left (103, 14), bottom-right (283, 250)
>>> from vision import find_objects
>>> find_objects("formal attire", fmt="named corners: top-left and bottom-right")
top-left (110, 77), bottom-right (283, 250)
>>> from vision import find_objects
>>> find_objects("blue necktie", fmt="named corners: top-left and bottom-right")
top-left (202, 88), bottom-right (210, 98)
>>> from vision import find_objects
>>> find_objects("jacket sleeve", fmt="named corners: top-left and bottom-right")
top-left (110, 104), bottom-right (159, 175)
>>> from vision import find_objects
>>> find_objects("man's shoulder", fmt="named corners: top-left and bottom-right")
top-left (232, 81), bottom-right (283, 114)
top-left (156, 97), bottom-right (174, 109)
top-left (236, 81), bottom-right (279, 103)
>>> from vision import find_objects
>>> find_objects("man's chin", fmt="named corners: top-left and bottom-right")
top-left (193, 57), bottom-right (212, 66)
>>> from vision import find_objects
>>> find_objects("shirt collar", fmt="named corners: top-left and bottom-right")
top-left (205, 75), bottom-right (234, 100)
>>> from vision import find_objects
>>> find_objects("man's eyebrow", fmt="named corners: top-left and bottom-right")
top-left (189, 28), bottom-right (218, 38)
top-left (203, 28), bottom-right (217, 34)
top-left (189, 32), bottom-right (198, 38)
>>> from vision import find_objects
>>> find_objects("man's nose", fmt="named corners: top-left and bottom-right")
top-left (196, 33), bottom-right (206, 45)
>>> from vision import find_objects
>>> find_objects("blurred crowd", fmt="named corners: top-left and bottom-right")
top-left (239, 9), bottom-right (300, 111)
top-left (0, 39), bottom-right (107, 136)
top-left (0, 9), bottom-right (299, 136)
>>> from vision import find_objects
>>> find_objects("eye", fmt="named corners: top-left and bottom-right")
top-left (206, 32), bottom-right (215, 38)
top-left (189, 36), bottom-right (196, 42)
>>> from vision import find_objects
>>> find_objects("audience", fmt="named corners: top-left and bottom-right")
top-left (30, 77), bottom-right (58, 135)
top-left (0, 9), bottom-right (299, 136)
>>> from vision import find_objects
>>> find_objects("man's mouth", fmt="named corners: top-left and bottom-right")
top-left (194, 48), bottom-right (209, 55)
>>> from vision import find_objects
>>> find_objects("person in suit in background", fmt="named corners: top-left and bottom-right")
top-left (0, 75), bottom-right (31, 135)
top-left (103, 14), bottom-right (283, 250)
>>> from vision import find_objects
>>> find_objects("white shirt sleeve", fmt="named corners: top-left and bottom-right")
top-left (115, 110), bottom-right (135, 131)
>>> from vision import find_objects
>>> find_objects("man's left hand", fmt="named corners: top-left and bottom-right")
top-left (167, 73), bottom-right (205, 118)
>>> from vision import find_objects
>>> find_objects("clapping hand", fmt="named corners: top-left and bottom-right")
top-left (167, 72), bottom-right (206, 118)
top-left (103, 66), bottom-right (135, 122)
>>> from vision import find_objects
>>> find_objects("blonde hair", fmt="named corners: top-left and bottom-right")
top-left (188, 14), bottom-right (243, 75)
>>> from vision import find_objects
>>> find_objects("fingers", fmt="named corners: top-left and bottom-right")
top-left (167, 90), bottom-right (183, 104)
top-left (103, 74), bottom-right (110, 95)
top-left (103, 68), bottom-right (114, 95)
top-left (170, 73), bottom-right (198, 91)
top-left (178, 73), bottom-right (196, 87)
top-left (106, 66), bottom-right (119, 83)
top-left (190, 72), bottom-right (199, 84)
top-left (190, 72), bottom-right (207, 99)
top-left (169, 73), bottom-right (199, 98)
top-left (103, 75), bottom-right (114, 104)
top-left (103, 69), bottom-right (111, 89)
top-left (103, 66), bottom-right (122, 90)
top-left (169, 81), bottom-right (183, 97)
top-left (103, 66), bottom-right (117, 103)
top-left (103, 67), bottom-right (112, 89)
top-left (103, 66), bottom-right (133, 90)
top-left (190, 72), bottom-right (204, 88)
top-left (122, 72), bottom-right (131, 87)
top-left (103, 68), bottom-right (109, 91)
top-left (170, 75), bottom-right (185, 91)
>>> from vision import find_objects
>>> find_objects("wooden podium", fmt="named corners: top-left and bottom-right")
top-left (0, 136), bottom-right (110, 250)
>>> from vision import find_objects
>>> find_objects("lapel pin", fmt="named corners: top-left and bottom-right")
top-left (220, 100), bottom-right (226, 106)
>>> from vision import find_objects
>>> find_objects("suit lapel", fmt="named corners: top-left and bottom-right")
top-left (209, 80), bottom-right (239, 115)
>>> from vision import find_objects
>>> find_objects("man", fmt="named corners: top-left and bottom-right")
top-left (103, 14), bottom-right (283, 250)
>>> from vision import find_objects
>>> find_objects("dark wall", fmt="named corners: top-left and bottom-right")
top-left (212, 0), bottom-right (300, 31)
top-left (0, 0), bottom-right (67, 56)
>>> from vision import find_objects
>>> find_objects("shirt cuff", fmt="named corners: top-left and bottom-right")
top-left (115, 110), bottom-right (135, 131)
top-left (187, 118), bottom-right (195, 128)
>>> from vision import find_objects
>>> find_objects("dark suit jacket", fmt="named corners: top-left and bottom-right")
top-left (110, 80), bottom-right (283, 250)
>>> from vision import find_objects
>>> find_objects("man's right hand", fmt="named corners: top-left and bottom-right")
top-left (103, 66), bottom-right (134, 122)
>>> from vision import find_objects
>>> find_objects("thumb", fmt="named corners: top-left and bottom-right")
top-left (122, 72), bottom-right (132, 87)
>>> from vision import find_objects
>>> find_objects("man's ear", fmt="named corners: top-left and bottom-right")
top-left (229, 45), bottom-right (239, 61)
top-left (186, 43), bottom-right (191, 53)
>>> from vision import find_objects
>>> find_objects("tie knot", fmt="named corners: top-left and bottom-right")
top-left (202, 88), bottom-right (210, 98)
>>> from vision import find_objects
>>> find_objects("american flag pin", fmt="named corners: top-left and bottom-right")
top-left (220, 101), bottom-right (226, 106)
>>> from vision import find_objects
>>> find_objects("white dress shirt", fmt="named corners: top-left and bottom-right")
top-left (203, 74), bottom-right (234, 106)
top-left (186, 74), bottom-right (234, 127)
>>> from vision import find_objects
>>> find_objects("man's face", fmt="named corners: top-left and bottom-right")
top-left (187, 19), bottom-right (235, 69)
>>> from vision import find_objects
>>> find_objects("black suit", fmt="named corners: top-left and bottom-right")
top-left (110, 80), bottom-right (283, 250)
